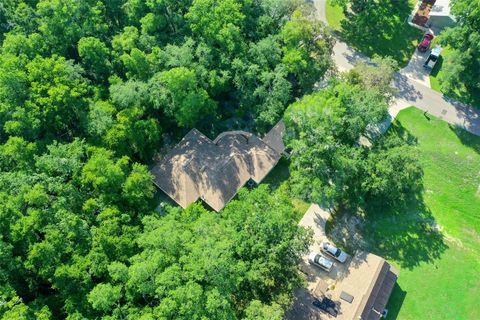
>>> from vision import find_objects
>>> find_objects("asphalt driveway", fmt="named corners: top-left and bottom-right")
top-left (313, 0), bottom-right (480, 137)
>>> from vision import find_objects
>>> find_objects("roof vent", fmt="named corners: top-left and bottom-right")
top-left (340, 291), bottom-right (354, 303)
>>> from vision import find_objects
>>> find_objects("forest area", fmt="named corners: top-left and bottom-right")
top-left (0, 0), bottom-right (334, 319)
top-left (0, 0), bottom-right (424, 319)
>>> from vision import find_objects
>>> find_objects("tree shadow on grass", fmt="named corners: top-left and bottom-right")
top-left (339, 0), bottom-right (423, 66)
top-left (385, 283), bottom-right (407, 320)
top-left (448, 124), bottom-right (480, 155)
top-left (327, 121), bottom-right (448, 270)
top-left (388, 116), bottom-right (419, 144)
top-left (363, 121), bottom-right (448, 270)
top-left (327, 190), bottom-right (448, 270)
top-left (362, 192), bottom-right (448, 270)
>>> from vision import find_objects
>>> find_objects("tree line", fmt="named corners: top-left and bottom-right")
top-left (437, 0), bottom-right (480, 100)
top-left (0, 0), bottom-right (331, 319)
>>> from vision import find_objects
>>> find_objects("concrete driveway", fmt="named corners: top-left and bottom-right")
top-left (399, 47), bottom-right (432, 87)
top-left (299, 204), bottom-right (331, 253)
top-left (298, 204), bottom-right (333, 289)
top-left (288, 204), bottom-right (336, 320)
top-left (298, 204), bottom-right (353, 286)
top-left (288, 204), bottom-right (352, 320)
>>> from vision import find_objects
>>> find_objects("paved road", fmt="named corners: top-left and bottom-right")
top-left (313, 0), bottom-right (480, 136)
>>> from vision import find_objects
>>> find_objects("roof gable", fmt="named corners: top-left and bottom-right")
top-left (151, 121), bottom-right (285, 211)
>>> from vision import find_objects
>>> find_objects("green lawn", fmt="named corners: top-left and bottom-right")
top-left (430, 47), bottom-right (480, 109)
top-left (325, 0), bottom-right (344, 31)
top-left (329, 107), bottom-right (480, 319)
top-left (325, 0), bottom-right (422, 67)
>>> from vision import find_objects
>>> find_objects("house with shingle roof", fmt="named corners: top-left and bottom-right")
top-left (150, 121), bottom-right (286, 212)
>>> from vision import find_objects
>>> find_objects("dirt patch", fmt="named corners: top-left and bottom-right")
top-left (326, 212), bottom-right (369, 253)
top-left (462, 227), bottom-right (480, 245)
top-left (412, 0), bottom-right (436, 27)
top-left (432, 222), bottom-right (472, 249)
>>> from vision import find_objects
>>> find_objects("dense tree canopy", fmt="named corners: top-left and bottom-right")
top-left (0, 0), bottom-right (331, 319)
top-left (284, 68), bottom-right (422, 210)
top-left (0, 0), bottom-right (334, 158)
top-left (437, 0), bottom-right (480, 98)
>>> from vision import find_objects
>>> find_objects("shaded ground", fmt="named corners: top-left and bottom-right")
top-left (327, 107), bottom-right (480, 319)
top-left (326, 0), bottom-right (422, 67)
top-left (429, 47), bottom-right (480, 109)
top-left (262, 157), bottom-right (310, 221)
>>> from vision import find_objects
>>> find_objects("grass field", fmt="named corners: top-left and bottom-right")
top-left (325, 0), bottom-right (422, 67)
top-left (329, 107), bottom-right (480, 319)
top-left (429, 47), bottom-right (480, 109)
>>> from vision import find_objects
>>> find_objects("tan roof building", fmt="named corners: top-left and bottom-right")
top-left (150, 121), bottom-right (286, 212)
top-left (287, 251), bottom-right (399, 320)
top-left (329, 252), bottom-right (399, 320)
top-left (287, 205), bottom-right (399, 320)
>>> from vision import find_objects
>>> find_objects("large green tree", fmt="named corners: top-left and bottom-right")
top-left (149, 66), bottom-right (217, 128)
top-left (284, 78), bottom-right (421, 210)
top-left (89, 186), bottom-right (310, 319)
top-left (0, 54), bottom-right (89, 140)
top-left (437, 0), bottom-right (480, 99)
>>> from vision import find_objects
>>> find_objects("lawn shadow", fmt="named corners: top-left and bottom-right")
top-left (261, 157), bottom-right (291, 191)
top-left (338, 0), bottom-right (422, 66)
top-left (326, 194), bottom-right (449, 272)
top-left (448, 124), bottom-right (480, 155)
top-left (388, 114), bottom-right (419, 144)
top-left (327, 121), bottom-right (448, 270)
top-left (362, 122), bottom-right (448, 270)
top-left (363, 192), bottom-right (448, 270)
top-left (385, 283), bottom-right (407, 320)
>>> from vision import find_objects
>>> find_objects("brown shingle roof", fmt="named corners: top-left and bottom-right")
top-left (361, 261), bottom-right (399, 320)
top-left (262, 120), bottom-right (286, 154)
top-left (321, 252), bottom-right (399, 320)
top-left (151, 122), bottom-right (285, 211)
top-left (349, 253), bottom-right (399, 320)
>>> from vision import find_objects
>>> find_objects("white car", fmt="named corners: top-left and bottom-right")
top-left (321, 242), bottom-right (348, 263)
top-left (423, 46), bottom-right (442, 70)
top-left (308, 252), bottom-right (334, 272)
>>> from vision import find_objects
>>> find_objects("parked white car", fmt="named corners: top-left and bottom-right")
top-left (308, 252), bottom-right (334, 272)
top-left (321, 242), bottom-right (348, 263)
top-left (423, 46), bottom-right (442, 70)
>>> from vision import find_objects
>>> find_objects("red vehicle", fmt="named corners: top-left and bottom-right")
top-left (418, 33), bottom-right (434, 52)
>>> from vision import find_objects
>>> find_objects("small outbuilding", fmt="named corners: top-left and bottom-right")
top-left (427, 0), bottom-right (456, 30)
